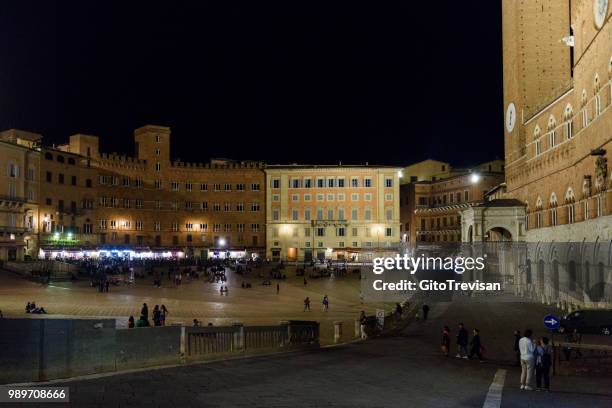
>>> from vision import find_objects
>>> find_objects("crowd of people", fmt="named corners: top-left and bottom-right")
top-left (440, 323), bottom-right (555, 391)
top-left (25, 301), bottom-right (47, 314)
top-left (127, 303), bottom-right (169, 328)
top-left (440, 323), bottom-right (484, 361)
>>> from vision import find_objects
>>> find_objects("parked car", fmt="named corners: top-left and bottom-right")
top-left (559, 309), bottom-right (612, 335)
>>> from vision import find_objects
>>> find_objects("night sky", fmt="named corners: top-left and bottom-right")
top-left (1, 1), bottom-right (504, 167)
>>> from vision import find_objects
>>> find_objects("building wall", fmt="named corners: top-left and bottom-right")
top-left (38, 148), bottom-right (98, 250)
top-left (400, 159), bottom-right (451, 183)
top-left (83, 126), bottom-right (267, 256)
top-left (499, 0), bottom-right (612, 310)
top-left (503, 0), bottom-right (612, 242)
top-left (400, 171), bottom-right (504, 243)
top-left (0, 125), bottom-right (267, 259)
top-left (265, 166), bottom-right (401, 261)
top-left (0, 139), bottom-right (39, 260)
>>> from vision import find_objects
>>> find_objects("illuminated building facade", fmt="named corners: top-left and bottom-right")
top-left (400, 160), bottom-right (504, 243)
top-left (265, 165), bottom-right (401, 262)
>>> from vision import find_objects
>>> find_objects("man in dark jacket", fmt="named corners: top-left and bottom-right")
top-left (469, 329), bottom-right (483, 361)
top-left (456, 323), bottom-right (469, 358)
top-left (141, 303), bottom-right (148, 321)
top-left (514, 330), bottom-right (521, 366)
top-left (422, 304), bottom-right (430, 320)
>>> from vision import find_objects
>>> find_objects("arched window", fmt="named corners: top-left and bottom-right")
top-left (535, 196), bottom-right (543, 228)
top-left (547, 115), bottom-right (557, 148)
top-left (44, 152), bottom-right (53, 160)
top-left (563, 104), bottom-right (573, 139)
top-left (594, 73), bottom-right (602, 116)
top-left (549, 192), bottom-right (558, 226)
top-left (534, 126), bottom-right (542, 155)
top-left (56, 155), bottom-right (65, 163)
top-left (581, 89), bottom-right (589, 128)
top-left (565, 187), bottom-right (575, 224)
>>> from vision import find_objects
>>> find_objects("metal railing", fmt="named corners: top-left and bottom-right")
top-left (554, 341), bottom-right (612, 376)
top-left (185, 321), bottom-right (319, 360)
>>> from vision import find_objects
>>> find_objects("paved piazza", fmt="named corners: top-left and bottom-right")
top-left (0, 265), bottom-right (389, 344)
top-left (7, 295), bottom-right (612, 408)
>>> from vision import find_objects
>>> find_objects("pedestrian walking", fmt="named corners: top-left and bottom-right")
top-left (513, 330), bottom-right (521, 366)
top-left (105, 280), bottom-right (110, 293)
top-left (304, 297), bottom-right (311, 312)
top-left (153, 305), bottom-right (161, 326)
top-left (322, 295), bottom-right (329, 311)
top-left (468, 329), bottom-right (483, 361)
top-left (141, 303), bottom-right (149, 321)
top-left (535, 337), bottom-right (552, 391)
top-left (160, 304), bottom-right (168, 326)
top-left (422, 304), bottom-right (430, 320)
top-left (441, 326), bottom-right (451, 357)
top-left (276, 283), bottom-right (280, 294)
top-left (359, 311), bottom-right (368, 340)
top-left (456, 323), bottom-right (469, 358)
top-left (303, 277), bottom-right (307, 286)
top-left (519, 329), bottom-right (536, 390)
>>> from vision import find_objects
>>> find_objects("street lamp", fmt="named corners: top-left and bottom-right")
top-left (470, 173), bottom-right (481, 184)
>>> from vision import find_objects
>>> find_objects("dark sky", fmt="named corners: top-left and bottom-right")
top-left (0, 1), bottom-right (504, 167)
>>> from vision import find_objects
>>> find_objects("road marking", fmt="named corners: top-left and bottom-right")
top-left (483, 369), bottom-right (506, 408)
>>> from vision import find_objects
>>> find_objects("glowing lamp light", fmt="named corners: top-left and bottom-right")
top-left (218, 238), bottom-right (227, 247)
top-left (67, 232), bottom-right (73, 239)
top-left (53, 232), bottom-right (60, 240)
top-left (398, 170), bottom-right (403, 178)
top-left (470, 173), bottom-right (481, 184)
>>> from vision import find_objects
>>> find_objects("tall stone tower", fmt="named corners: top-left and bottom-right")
top-left (502, 0), bottom-right (572, 165)
top-left (134, 125), bottom-right (171, 171)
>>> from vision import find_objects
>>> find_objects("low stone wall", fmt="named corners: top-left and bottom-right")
top-left (0, 318), bottom-right (319, 384)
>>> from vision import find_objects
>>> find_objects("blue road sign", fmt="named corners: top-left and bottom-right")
top-left (543, 314), bottom-right (561, 330)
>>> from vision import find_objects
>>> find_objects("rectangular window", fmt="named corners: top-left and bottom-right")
top-left (385, 178), bottom-right (393, 187)
top-left (201, 183), bottom-right (208, 192)
top-left (351, 177), bottom-right (359, 187)
top-left (337, 178), bottom-right (345, 188)
top-left (251, 183), bottom-right (260, 191)
top-left (303, 178), bottom-right (312, 188)
top-left (364, 177), bottom-right (372, 187)
top-left (272, 179), bottom-right (280, 189)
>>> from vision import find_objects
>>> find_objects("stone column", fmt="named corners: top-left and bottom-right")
top-left (232, 322), bottom-right (244, 352)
